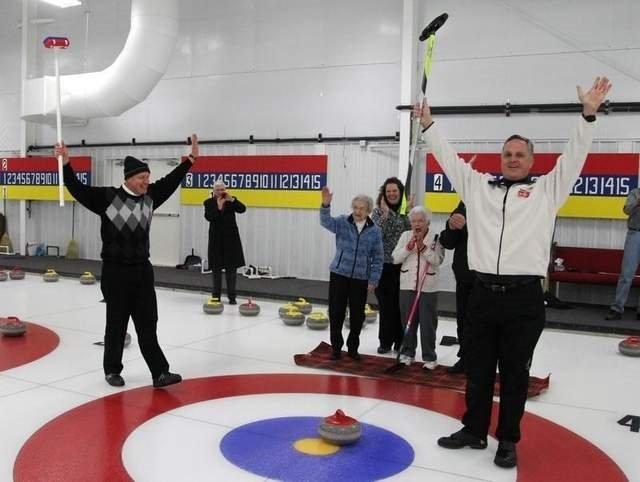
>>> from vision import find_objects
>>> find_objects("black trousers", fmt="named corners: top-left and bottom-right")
top-left (375, 263), bottom-right (403, 350)
top-left (100, 262), bottom-right (169, 379)
top-left (462, 279), bottom-right (545, 443)
top-left (328, 272), bottom-right (368, 354)
top-left (212, 268), bottom-right (237, 300)
top-left (455, 280), bottom-right (474, 361)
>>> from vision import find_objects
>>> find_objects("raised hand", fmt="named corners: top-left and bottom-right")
top-left (54, 142), bottom-right (70, 165)
top-left (406, 194), bottom-right (415, 212)
top-left (321, 186), bottom-right (333, 206)
top-left (189, 133), bottom-right (199, 160)
top-left (380, 197), bottom-right (389, 217)
top-left (577, 77), bottom-right (612, 116)
top-left (413, 99), bottom-right (433, 129)
top-left (448, 213), bottom-right (466, 230)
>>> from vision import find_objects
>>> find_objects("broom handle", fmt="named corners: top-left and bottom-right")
top-left (406, 259), bottom-right (431, 326)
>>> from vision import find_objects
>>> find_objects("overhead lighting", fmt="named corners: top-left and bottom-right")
top-left (39, 0), bottom-right (82, 8)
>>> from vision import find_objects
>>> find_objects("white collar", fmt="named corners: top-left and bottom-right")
top-left (121, 183), bottom-right (141, 197)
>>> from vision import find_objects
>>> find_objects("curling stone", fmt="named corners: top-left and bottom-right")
top-left (619, 336), bottom-right (640, 357)
top-left (279, 303), bottom-right (298, 318)
top-left (293, 297), bottom-right (313, 315)
top-left (365, 304), bottom-right (378, 323)
top-left (9, 267), bottom-right (25, 280)
top-left (0, 316), bottom-right (27, 337)
top-left (306, 311), bottom-right (329, 330)
top-left (43, 268), bottom-right (59, 282)
top-left (318, 409), bottom-right (362, 445)
top-left (203, 297), bottom-right (224, 314)
top-left (0, 270), bottom-right (7, 281)
top-left (79, 271), bottom-right (96, 285)
top-left (239, 299), bottom-right (261, 316)
top-left (282, 309), bottom-right (305, 326)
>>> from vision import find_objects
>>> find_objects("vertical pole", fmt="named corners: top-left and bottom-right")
top-left (54, 48), bottom-right (64, 207)
top-left (19, 0), bottom-right (29, 254)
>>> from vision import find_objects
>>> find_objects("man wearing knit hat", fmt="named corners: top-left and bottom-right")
top-left (55, 135), bottom-right (199, 388)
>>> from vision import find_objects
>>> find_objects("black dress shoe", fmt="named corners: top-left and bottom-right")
top-left (494, 441), bottom-right (517, 468)
top-left (377, 346), bottom-right (391, 354)
top-left (447, 360), bottom-right (465, 374)
top-left (228, 298), bottom-right (237, 305)
top-left (437, 429), bottom-right (487, 449)
top-left (329, 351), bottom-right (341, 360)
top-left (348, 351), bottom-right (361, 361)
top-left (605, 310), bottom-right (622, 320)
top-left (105, 373), bottom-right (125, 387)
top-left (153, 372), bottom-right (182, 388)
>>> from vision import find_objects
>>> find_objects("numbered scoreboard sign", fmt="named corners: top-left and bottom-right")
top-left (425, 153), bottom-right (640, 219)
top-left (1, 156), bottom-right (91, 201)
top-left (181, 155), bottom-right (327, 209)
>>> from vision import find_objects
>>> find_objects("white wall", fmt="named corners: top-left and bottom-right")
top-left (0, 0), bottom-right (639, 294)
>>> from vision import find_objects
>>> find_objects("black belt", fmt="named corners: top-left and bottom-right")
top-left (475, 273), bottom-right (540, 293)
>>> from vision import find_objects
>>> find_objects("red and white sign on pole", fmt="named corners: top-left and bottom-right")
top-left (43, 36), bottom-right (70, 207)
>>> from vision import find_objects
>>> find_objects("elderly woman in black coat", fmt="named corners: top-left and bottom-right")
top-left (203, 180), bottom-right (246, 304)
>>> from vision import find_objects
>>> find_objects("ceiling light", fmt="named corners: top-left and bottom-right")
top-left (39, 0), bottom-right (82, 8)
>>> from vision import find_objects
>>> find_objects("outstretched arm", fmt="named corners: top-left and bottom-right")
top-left (56, 142), bottom-right (107, 214)
top-left (319, 186), bottom-right (338, 233)
top-left (544, 77), bottom-right (613, 207)
top-left (150, 133), bottom-right (198, 208)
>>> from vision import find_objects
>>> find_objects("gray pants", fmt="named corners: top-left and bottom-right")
top-left (398, 290), bottom-right (438, 362)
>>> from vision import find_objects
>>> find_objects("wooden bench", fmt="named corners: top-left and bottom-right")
top-left (549, 246), bottom-right (640, 295)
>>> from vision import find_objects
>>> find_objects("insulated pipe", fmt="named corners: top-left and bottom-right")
top-left (22, 0), bottom-right (178, 123)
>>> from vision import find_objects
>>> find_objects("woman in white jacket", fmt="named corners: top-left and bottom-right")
top-left (392, 206), bottom-right (445, 369)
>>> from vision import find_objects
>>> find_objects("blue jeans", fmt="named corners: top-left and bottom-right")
top-left (611, 230), bottom-right (640, 313)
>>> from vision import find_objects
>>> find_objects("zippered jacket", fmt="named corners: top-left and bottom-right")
top-left (320, 206), bottom-right (384, 286)
top-left (392, 230), bottom-right (444, 292)
top-left (422, 118), bottom-right (595, 276)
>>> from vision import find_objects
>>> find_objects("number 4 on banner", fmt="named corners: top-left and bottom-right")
top-left (617, 414), bottom-right (640, 433)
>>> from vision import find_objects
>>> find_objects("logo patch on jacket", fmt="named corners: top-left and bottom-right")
top-left (518, 189), bottom-right (530, 198)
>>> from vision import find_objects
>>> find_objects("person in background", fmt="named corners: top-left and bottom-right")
top-left (204, 180), bottom-right (247, 304)
top-left (320, 186), bottom-right (384, 360)
top-left (371, 177), bottom-right (412, 354)
top-left (55, 135), bottom-right (199, 388)
top-left (417, 76), bottom-right (611, 469)
top-left (605, 186), bottom-right (640, 320)
top-left (439, 201), bottom-right (473, 374)
top-left (392, 206), bottom-right (444, 369)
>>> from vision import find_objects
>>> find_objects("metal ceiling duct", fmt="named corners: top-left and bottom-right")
top-left (22, 0), bottom-right (178, 124)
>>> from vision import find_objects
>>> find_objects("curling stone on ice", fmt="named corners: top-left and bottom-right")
top-left (0, 270), bottom-right (7, 281)
top-left (43, 268), bottom-right (59, 282)
top-left (282, 308), bottom-right (305, 326)
top-left (239, 298), bottom-right (260, 316)
top-left (203, 297), bottom-right (224, 314)
top-left (9, 267), bottom-right (25, 280)
top-left (619, 336), bottom-right (640, 357)
top-left (79, 271), bottom-right (96, 285)
top-left (0, 316), bottom-right (27, 337)
top-left (306, 311), bottom-right (329, 330)
top-left (318, 409), bottom-right (362, 445)
top-left (365, 304), bottom-right (378, 323)
top-left (278, 303), bottom-right (298, 318)
top-left (293, 297), bottom-right (313, 315)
